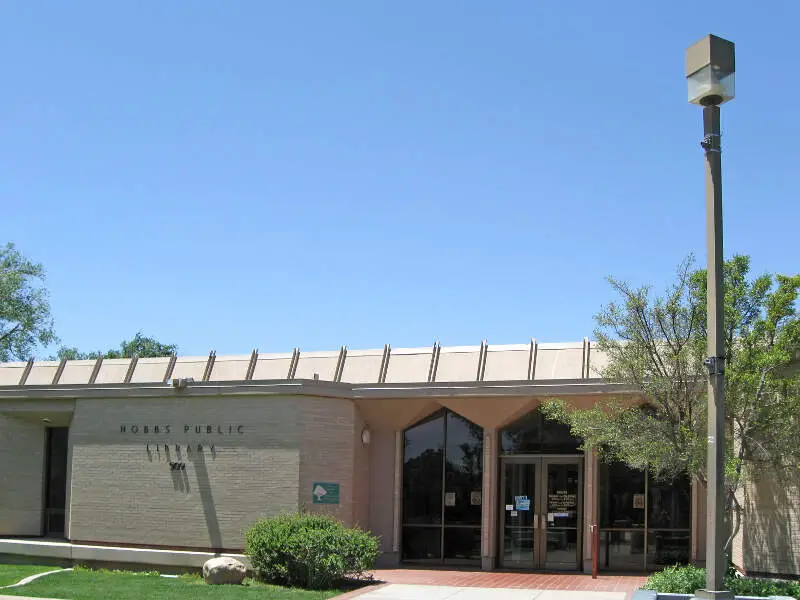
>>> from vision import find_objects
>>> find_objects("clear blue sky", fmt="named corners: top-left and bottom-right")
top-left (3, 1), bottom-right (798, 358)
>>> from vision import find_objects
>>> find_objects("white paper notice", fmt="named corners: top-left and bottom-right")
top-left (548, 513), bottom-right (555, 522)
top-left (510, 511), bottom-right (518, 517)
top-left (505, 504), bottom-right (514, 511)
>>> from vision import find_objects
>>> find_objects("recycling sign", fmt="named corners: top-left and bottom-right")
top-left (312, 482), bottom-right (340, 504)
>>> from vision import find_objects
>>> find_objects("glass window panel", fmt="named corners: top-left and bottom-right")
top-left (648, 473), bottom-right (691, 530)
top-left (46, 428), bottom-right (69, 511)
top-left (444, 412), bottom-right (483, 525)
top-left (546, 463), bottom-right (580, 528)
top-left (598, 531), bottom-right (645, 571)
top-left (500, 408), bottom-right (581, 454)
top-left (47, 512), bottom-right (65, 536)
top-left (402, 409), bottom-right (483, 564)
top-left (504, 462), bottom-right (536, 528)
top-left (501, 411), bottom-right (542, 454)
top-left (503, 526), bottom-right (535, 565)
top-left (545, 528), bottom-right (579, 569)
top-left (647, 530), bottom-right (691, 568)
top-left (443, 527), bottom-right (481, 563)
top-left (403, 412), bottom-right (444, 524)
top-left (46, 427), bottom-right (69, 510)
top-left (540, 416), bottom-right (581, 453)
top-left (599, 462), bottom-right (646, 528)
top-left (402, 526), bottom-right (442, 561)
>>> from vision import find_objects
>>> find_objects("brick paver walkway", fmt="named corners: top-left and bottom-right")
top-left (369, 568), bottom-right (648, 592)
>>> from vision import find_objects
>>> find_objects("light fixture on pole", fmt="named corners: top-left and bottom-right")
top-left (686, 34), bottom-right (735, 600)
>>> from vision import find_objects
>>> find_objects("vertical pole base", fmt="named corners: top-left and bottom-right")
top-left (693, 590), bottom-right (734, 599)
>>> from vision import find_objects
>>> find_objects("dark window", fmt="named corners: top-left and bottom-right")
top-left (443, 527), bottom-right (482, 562)
top-left (647, 530), bottom-right (691, 567)
top-left (647, 472), bottom-right (691, 569)
top-left (402, 409), bottom-right (483, 564)
top-left (500, 408), bottom-right (582, 454)
top-left (597, 531), bottom-right (646, 571)
top-left (598, 461), bottom-right (691, 571)
top-left (444, 411), bottom-right (483, 526)
top-left (44, 427), bottom-right (69, 537)
top-left (402, 413), bottom-right (444, 525)
top-left (599, 462), bottom-right (646, 528)
top-left (401, 527), bottom-right (441, 561)
top-left (648, 473), bottom-right (691, 530)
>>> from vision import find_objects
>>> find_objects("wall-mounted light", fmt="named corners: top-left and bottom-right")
top-left (41, 418), bottom-right (52, 424)
top-left (171, 377), bottom-right (195, 389)
top-left (361, 427), bottom-right (371, 446)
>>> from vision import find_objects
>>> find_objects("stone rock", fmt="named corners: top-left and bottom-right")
top-left (202, 556), bottom-right (247, 585)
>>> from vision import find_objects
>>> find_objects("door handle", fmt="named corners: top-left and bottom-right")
top-left (533, 514), bottom-right (538, 529)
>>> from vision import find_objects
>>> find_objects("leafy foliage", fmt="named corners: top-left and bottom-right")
top-left (0, 243), bottom-right (57, 361)
top-left (53, 332), bottom-right (178, 360)
top-left (642, 564), bottom-right (707, 593)
top-left (245, 514), bottom-right (379, 590)
top-left (643, 564), bottom-right (800, 598)
top-left (541, 255), bottom-right (800, 547)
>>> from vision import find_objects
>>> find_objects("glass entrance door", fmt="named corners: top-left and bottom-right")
top-left (500, 457), bottom-right (582, 570)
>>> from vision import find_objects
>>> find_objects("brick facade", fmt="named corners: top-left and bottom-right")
top-left (733, 470), bottom-right (800, 577)
top-left (0, 415), bottom-right (45, 535)
top-left (64, 395), bottom-right (364, 550)
top-left (1, 377), bottom-right (797, 577)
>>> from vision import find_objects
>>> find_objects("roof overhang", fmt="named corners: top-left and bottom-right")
top-left (0, 377), bottom-right (635, 402)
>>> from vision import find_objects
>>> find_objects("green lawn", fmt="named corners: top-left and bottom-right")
top-left (0, 569), bottom-right (342, 600)
top-left (0, 564), bottom-right (61, 587)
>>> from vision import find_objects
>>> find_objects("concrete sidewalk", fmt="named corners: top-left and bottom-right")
top-left (350, 584), bottom-right (629, 600)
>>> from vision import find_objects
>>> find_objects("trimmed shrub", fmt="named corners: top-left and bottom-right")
top-left (729, 576), bottom-right (800, 599)
top-left (245, 513), bottom-right (379, 590)
top-left (642, 565), bottom-right (706, 594)
top-left (643, 564), bottom-right (800, 599)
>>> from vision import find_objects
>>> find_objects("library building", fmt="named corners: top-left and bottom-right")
top-left (0, 340), bottom-right (796, 578)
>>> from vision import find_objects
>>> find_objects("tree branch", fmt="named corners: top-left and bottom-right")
top-left (0, 323), bottom-right (21, 343)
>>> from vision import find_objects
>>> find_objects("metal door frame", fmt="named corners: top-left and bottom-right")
top-left (499, 455), bottom-right (584, 571)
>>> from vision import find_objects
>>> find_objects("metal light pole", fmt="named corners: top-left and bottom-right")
top-left (686, 34), bottom-right (735, 600)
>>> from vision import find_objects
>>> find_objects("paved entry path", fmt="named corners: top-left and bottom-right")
top-left (337, 569), bottom-right (649, 599)
top-left (348, 584), bottom-right (632, 600)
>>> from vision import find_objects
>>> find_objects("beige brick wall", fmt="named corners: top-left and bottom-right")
top-left (737, 469), bottom-right (800, 576)
top-left (68, 395), bottom-right (362, 551)
top-left (0, 415), bottom-right (45, 535)
top-left (296, 398), bottom-right (352, 522)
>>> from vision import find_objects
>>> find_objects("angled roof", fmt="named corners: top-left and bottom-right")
top-left (0, 339), bottom-right (608, 389)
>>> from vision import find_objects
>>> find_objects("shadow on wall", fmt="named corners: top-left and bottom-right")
top-left (146, 444), bottom-right (192, 493)
top-left (190, 447), bottom-right (223, 551)
top-left (743, 467), bottom-right (800, 576)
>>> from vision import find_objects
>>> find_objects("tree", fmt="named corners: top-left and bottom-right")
top-left (0, 243), bottom-right (57, 361)
top-left (541, 255), bottom-right (800, 550)
top-left (54, 332), bottom-right (178, 360)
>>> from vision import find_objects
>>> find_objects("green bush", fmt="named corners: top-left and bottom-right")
top-left (643, 564), bottom-right (800, 599)
top-left (643, 564), bottom-right (706, 594)
top-left (728, 576), bottom-right (800, 599)
top-left (244, 513), bottom-right (379, 590)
